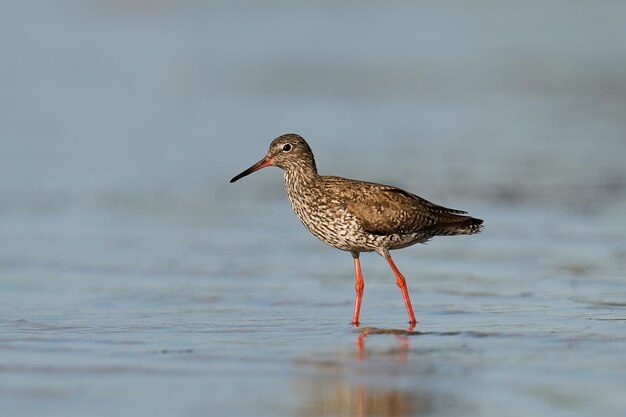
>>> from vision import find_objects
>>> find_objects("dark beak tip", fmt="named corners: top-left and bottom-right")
top-left (229, 172), bottom-right (244, 183)
top-left (229, 157), bottom-right (273, 184)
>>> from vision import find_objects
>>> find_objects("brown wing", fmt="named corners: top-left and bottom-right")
top-left (327, 178), bottom-right (479, 236)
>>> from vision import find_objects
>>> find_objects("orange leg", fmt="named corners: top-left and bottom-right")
top-left (384, 254), bottom-right (417, 325)
top-left (351, 251), bottom-right (364, 326)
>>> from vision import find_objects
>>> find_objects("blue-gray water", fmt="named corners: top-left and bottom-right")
top-left (1, 1), bottom-right (626, 416)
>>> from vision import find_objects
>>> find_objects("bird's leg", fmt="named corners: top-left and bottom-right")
top-left (351, 251), bottom-right (364, 326)
top-left (384, 254), bottom-right (417, 325)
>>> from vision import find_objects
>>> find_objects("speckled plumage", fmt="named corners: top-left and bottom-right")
top-left (230, 133), bottom-right (483, 326)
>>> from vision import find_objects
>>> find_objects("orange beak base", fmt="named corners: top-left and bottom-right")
top-left (230, 157), bottom-right (274, 183)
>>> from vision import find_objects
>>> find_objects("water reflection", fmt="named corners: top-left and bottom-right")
top-left (296, 327), bottom-right (439, 417)
top-left (355, 326), bottom-right (417, 362)
top-left (296, 382), bottom-right (431, 417)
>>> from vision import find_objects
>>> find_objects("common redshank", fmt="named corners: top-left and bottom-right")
top-left (230, 134), bottom-right (483, 326)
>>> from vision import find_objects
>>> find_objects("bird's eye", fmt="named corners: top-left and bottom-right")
top-left (282, 143), bottom-right (292, 152)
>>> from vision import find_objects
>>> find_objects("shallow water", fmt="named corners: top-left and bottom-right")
top-left (2, 1), bottom-right (626, 416)
top-left (2, 204), bottom-right (625, 417)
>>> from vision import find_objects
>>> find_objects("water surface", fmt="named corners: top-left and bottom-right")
top-left (1, 1), bottom-right (626, 416)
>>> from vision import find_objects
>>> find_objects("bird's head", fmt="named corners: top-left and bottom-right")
top-left (230, 133), bottom-right (316, 183)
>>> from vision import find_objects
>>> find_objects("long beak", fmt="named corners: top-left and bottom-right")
top-left (230, 156), bottom-right (274, 183)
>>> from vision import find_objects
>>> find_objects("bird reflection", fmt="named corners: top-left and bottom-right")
top-left (355, 324), bottom-right (417, 362)
top-left (297, 382), bottom-right (425, 417)
top-left (296, 326), bottom-right (433, 417)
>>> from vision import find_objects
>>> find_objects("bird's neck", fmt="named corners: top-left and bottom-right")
top-left (283, 163), bottom-right (318, 191)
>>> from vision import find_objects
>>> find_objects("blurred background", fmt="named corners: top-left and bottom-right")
top-left (1, 1), bottom-right (625, 417)
top-left (2, 0), bottom-right (625, 218)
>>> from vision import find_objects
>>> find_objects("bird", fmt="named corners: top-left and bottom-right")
top-left (230, 133), bottom-right (483, 326)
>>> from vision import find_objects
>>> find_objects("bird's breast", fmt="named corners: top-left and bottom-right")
top-left (285, 187), bottom-right (363, 250)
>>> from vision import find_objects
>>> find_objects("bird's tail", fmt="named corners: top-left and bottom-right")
top-left (448, 216), bottom-right (483, 235)
top-left (431, 215), bottom-right (483, 236)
